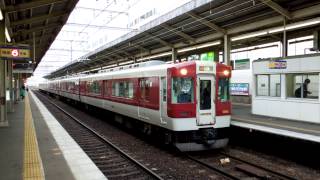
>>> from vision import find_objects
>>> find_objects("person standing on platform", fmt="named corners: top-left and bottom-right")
top-left (20, 85), bottom-right (26, 100)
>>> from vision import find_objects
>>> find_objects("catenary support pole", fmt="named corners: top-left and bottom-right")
top-left (0, 20), bottom-right (8, 126)
top-left (224, 35), bottom-right (231, 66)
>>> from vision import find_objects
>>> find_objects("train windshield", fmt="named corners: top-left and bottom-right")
top-left (218, 78), bottom-right (230, 102)
top-left (172, 77), bottom-right (194, 103)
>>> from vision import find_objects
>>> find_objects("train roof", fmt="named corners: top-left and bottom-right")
top-left (50, 60), bottom-right (224, 82)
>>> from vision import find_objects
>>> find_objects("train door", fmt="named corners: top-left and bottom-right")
top-left (197, 75), bottom-right (215, 125)
top-left (160, 77), bottom-right (167, 125)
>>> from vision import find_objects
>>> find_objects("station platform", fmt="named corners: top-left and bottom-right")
top-left (231, 104), bottom-right (320, 143)
top-left (0, 92), bottom-right (106, 180)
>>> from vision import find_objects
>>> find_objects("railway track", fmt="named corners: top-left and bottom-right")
top-left (35, 91), bottom-right (163, 180)
top-left (35, 90), bottom-right (316, 179)
top-left (183, 151), bottom-right (297, 180)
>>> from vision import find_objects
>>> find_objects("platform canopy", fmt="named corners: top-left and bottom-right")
top-left (0, 0), bottom-right (78, 71)
top-left (41, 0), bottom-right (320, 79)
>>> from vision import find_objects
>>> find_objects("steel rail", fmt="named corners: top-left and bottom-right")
top-left (35, 91), bottom-right (164, 180)
top-left (219, 152), bottom-right (297, 180)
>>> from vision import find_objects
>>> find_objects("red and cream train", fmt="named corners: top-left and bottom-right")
top-left (39, 60), bottom-right (231, 151)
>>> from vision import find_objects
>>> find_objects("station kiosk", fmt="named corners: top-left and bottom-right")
top-left (252, 54), bottom-right (320, 124)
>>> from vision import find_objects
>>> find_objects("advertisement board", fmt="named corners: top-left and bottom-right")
top-left (230, 83), bottom-right (250, 96)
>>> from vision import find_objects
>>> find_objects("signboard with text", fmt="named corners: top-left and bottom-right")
top-left (269, 60), bottom-right (287, 69)
top-left (230, 83), bottom-right (250, 96)
top-left (234, 59), bottom-right (250, 70)
top-left (0, 44), bottom-right (31, 61)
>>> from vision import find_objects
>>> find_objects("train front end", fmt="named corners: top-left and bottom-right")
top-left (167, 61), bottom-right (231, 151)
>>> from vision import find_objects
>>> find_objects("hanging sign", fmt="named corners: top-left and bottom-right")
top-left (0, 44), bottom-right (31, 61)
top-left (200, 51), bottom-right (215, 61)
top-left (234, 59), bottom-right (250, 70)
top-left (269, 60), bottom-right (287, 69)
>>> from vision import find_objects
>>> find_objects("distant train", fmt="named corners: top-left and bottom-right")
top-left (39, 60), bottom-right (231, 151)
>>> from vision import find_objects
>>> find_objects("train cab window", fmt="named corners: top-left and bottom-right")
top-left (218, 78), bottom-right (230, 101)
top-left (200, 80), bottom-right (211, 110)
top-left (287, 74), bottom-right (319, 99)
top-left (172, 77), bottom-right (194, 104)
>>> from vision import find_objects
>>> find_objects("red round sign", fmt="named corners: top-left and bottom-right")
top-left (11, 49), bottom-right (19, 57)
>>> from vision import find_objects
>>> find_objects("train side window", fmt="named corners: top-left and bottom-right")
top-left (128, 82), bottom-right (134, 98)
top-left (112, 82), bottom-right (119, 96)
top-left (218, 78), bottom-right (229, 101)
top-left (119, 82), bottom-right (125, 97)
top-left (140, 78), bottom-right (151, 101)
top-left (104, 81), bottom-right (108, 96)
top-left (161, 77), bottom-right (167, 102)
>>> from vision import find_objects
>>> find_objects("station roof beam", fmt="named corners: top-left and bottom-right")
top-left (65, 23), bottom-right (137, 31)
top-left (161, 23), bottom-right (195, 43)
top-left (260, 0), bottom-right (292, 19)
top-left (187, 12), bottom-right (226, 34)
top-left (145, 33), bottom-right (173, 48)
top-left (4, 0), bottom-right (65, 13)
top-left (12, 23), bottom-right (63, 38)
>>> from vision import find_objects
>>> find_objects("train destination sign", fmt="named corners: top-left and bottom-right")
top-left (0, 45), bottom-right (31, 61)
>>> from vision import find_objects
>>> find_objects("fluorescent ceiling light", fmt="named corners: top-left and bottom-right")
top-left (0, 10), bottom-right (3, 21)
top-left (137, 51), bottom-right (172, 62)
top-left (178, 41), bottom-right (221, 53)
top-left (269, 18), bottom-right (320, 33)
top-left (118, 60), bottom-right (134, 66)
top-left (103, 64), bottom-right (117, 69)
top-left (231, 17), bottom-right (320, 41)
top-left (231, 31), bottom-right (268, 41)
top-left (5, 27), bottom-right (11, 42)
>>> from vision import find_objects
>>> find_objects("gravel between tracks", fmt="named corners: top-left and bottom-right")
top-left (36, 91), bottom-right (320, 180)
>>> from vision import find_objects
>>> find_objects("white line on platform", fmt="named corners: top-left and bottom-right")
top-left (231, 121), bottom-right (320, 143)
top-left (30, 91), bottom-right (107, 180)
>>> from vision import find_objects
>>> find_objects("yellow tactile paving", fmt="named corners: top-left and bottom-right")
top-left (23, 95), bottom-right (45, 180)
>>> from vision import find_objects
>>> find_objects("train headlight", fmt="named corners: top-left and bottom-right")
top-left (180, 68), bottom-right (188, 75)
top-left (223, 70), bottom-right (230, 76)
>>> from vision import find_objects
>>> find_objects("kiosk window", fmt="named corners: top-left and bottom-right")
top-left (256, 75), bottom-right (281, 97)
top-left (287, 74), bottom-right (318, 99)
top-left (256, 75), bottom-right (269, 96)
top-left (270, 75), bottom-right (281, 97)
